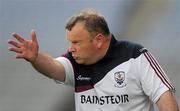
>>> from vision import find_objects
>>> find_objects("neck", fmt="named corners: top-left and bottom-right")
top-left (84, 34), bottom-right (112, 65)
top-left (94, 35), bottom-right (112, 63)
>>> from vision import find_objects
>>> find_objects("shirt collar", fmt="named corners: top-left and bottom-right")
top-left (102, 34), bottom-right (117, 59)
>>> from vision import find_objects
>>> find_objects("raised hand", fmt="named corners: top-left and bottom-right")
top-left (8, 29), bottom-right (39, 63)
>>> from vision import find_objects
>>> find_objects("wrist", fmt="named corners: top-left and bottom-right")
top-left (28, 53), bottom-right (39, 64)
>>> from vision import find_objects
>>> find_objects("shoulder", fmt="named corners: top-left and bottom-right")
top-left (62, 51), bottom-right (75, 63)
top-left (113, 40), bottom-right (147, 59)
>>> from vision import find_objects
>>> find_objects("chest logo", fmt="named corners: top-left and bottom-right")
top-left (76, 75), bottom-right (91, 81)
top-left (114, 71), bottom-right (126, 88)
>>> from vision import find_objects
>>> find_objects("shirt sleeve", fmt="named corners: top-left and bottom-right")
top-left (54, 57), bottom-right (75, 87)
top-left (138, 51), bottom-right (175, 103)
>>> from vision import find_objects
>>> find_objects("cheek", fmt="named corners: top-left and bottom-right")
top-left (79, 44), bottom-right (96, 56)
top-left (84, 45), bottom-right (96, 56)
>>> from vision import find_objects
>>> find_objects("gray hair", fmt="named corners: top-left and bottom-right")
top-left (65, 9), bottom-right (110, 36)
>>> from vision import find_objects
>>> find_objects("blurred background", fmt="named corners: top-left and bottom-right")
top-left (0, 0), bottom-right (179, 111)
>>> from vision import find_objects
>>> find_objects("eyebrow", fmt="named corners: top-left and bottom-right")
top-left (70, 40), bottom-right (82, 43)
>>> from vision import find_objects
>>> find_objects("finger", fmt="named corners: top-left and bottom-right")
top-left (31, 29), bottom-right (38, 43)
top-left (16, 53), bottom-right (25, 59)
top-left (8, 47), bottom-right (22, 53)
top-left (11, 32), bottom-right (25, 43)
top-left (8, 40), bottom-right (21, 48)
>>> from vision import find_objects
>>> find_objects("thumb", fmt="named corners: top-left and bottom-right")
top-left (31, 29), bottom-right (38, 43)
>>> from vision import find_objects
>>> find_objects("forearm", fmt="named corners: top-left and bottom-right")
top-left (157, 91), bottom-right (179, 111)
top-left (31, 53), bottom-right (65, 82)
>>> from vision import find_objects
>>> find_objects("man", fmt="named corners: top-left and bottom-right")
top-left (8, 9), bottom-right (179, 111)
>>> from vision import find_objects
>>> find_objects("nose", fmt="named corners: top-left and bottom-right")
top-left (68, 43), bottom-right (76, 52)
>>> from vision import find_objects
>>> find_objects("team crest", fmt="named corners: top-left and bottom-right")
top-left (114, 71), bottom-right (126, 88)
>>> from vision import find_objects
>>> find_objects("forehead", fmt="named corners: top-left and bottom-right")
top-left (66, 22), bottom-right (91, 41)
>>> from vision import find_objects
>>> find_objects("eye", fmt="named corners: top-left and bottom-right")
top-left (72, 41), bottom-right (80, 46)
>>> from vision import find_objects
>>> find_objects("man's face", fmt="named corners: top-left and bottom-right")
top-left (66, 22), bottom-right (98, 65)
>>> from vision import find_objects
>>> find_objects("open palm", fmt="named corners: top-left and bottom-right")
top-left (8, 29), bottom-right (39, 63)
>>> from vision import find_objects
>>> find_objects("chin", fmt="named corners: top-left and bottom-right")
top-left (75, 59), bottom-right (84, 64)
top-left (76, 60), bottom-right (90, 65)
top-left (75, 59), bottom-right (92, 65)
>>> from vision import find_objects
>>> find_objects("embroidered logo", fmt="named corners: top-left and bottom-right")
top-left (114, 71), bottom-right (126, 88)
top-left (76, 75), bottom-right (91, 81)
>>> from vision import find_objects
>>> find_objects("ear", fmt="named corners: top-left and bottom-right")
top-left (98, 42), bottom-right (102, 48)
top-left (94, 34), bottom-right (103, 48)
